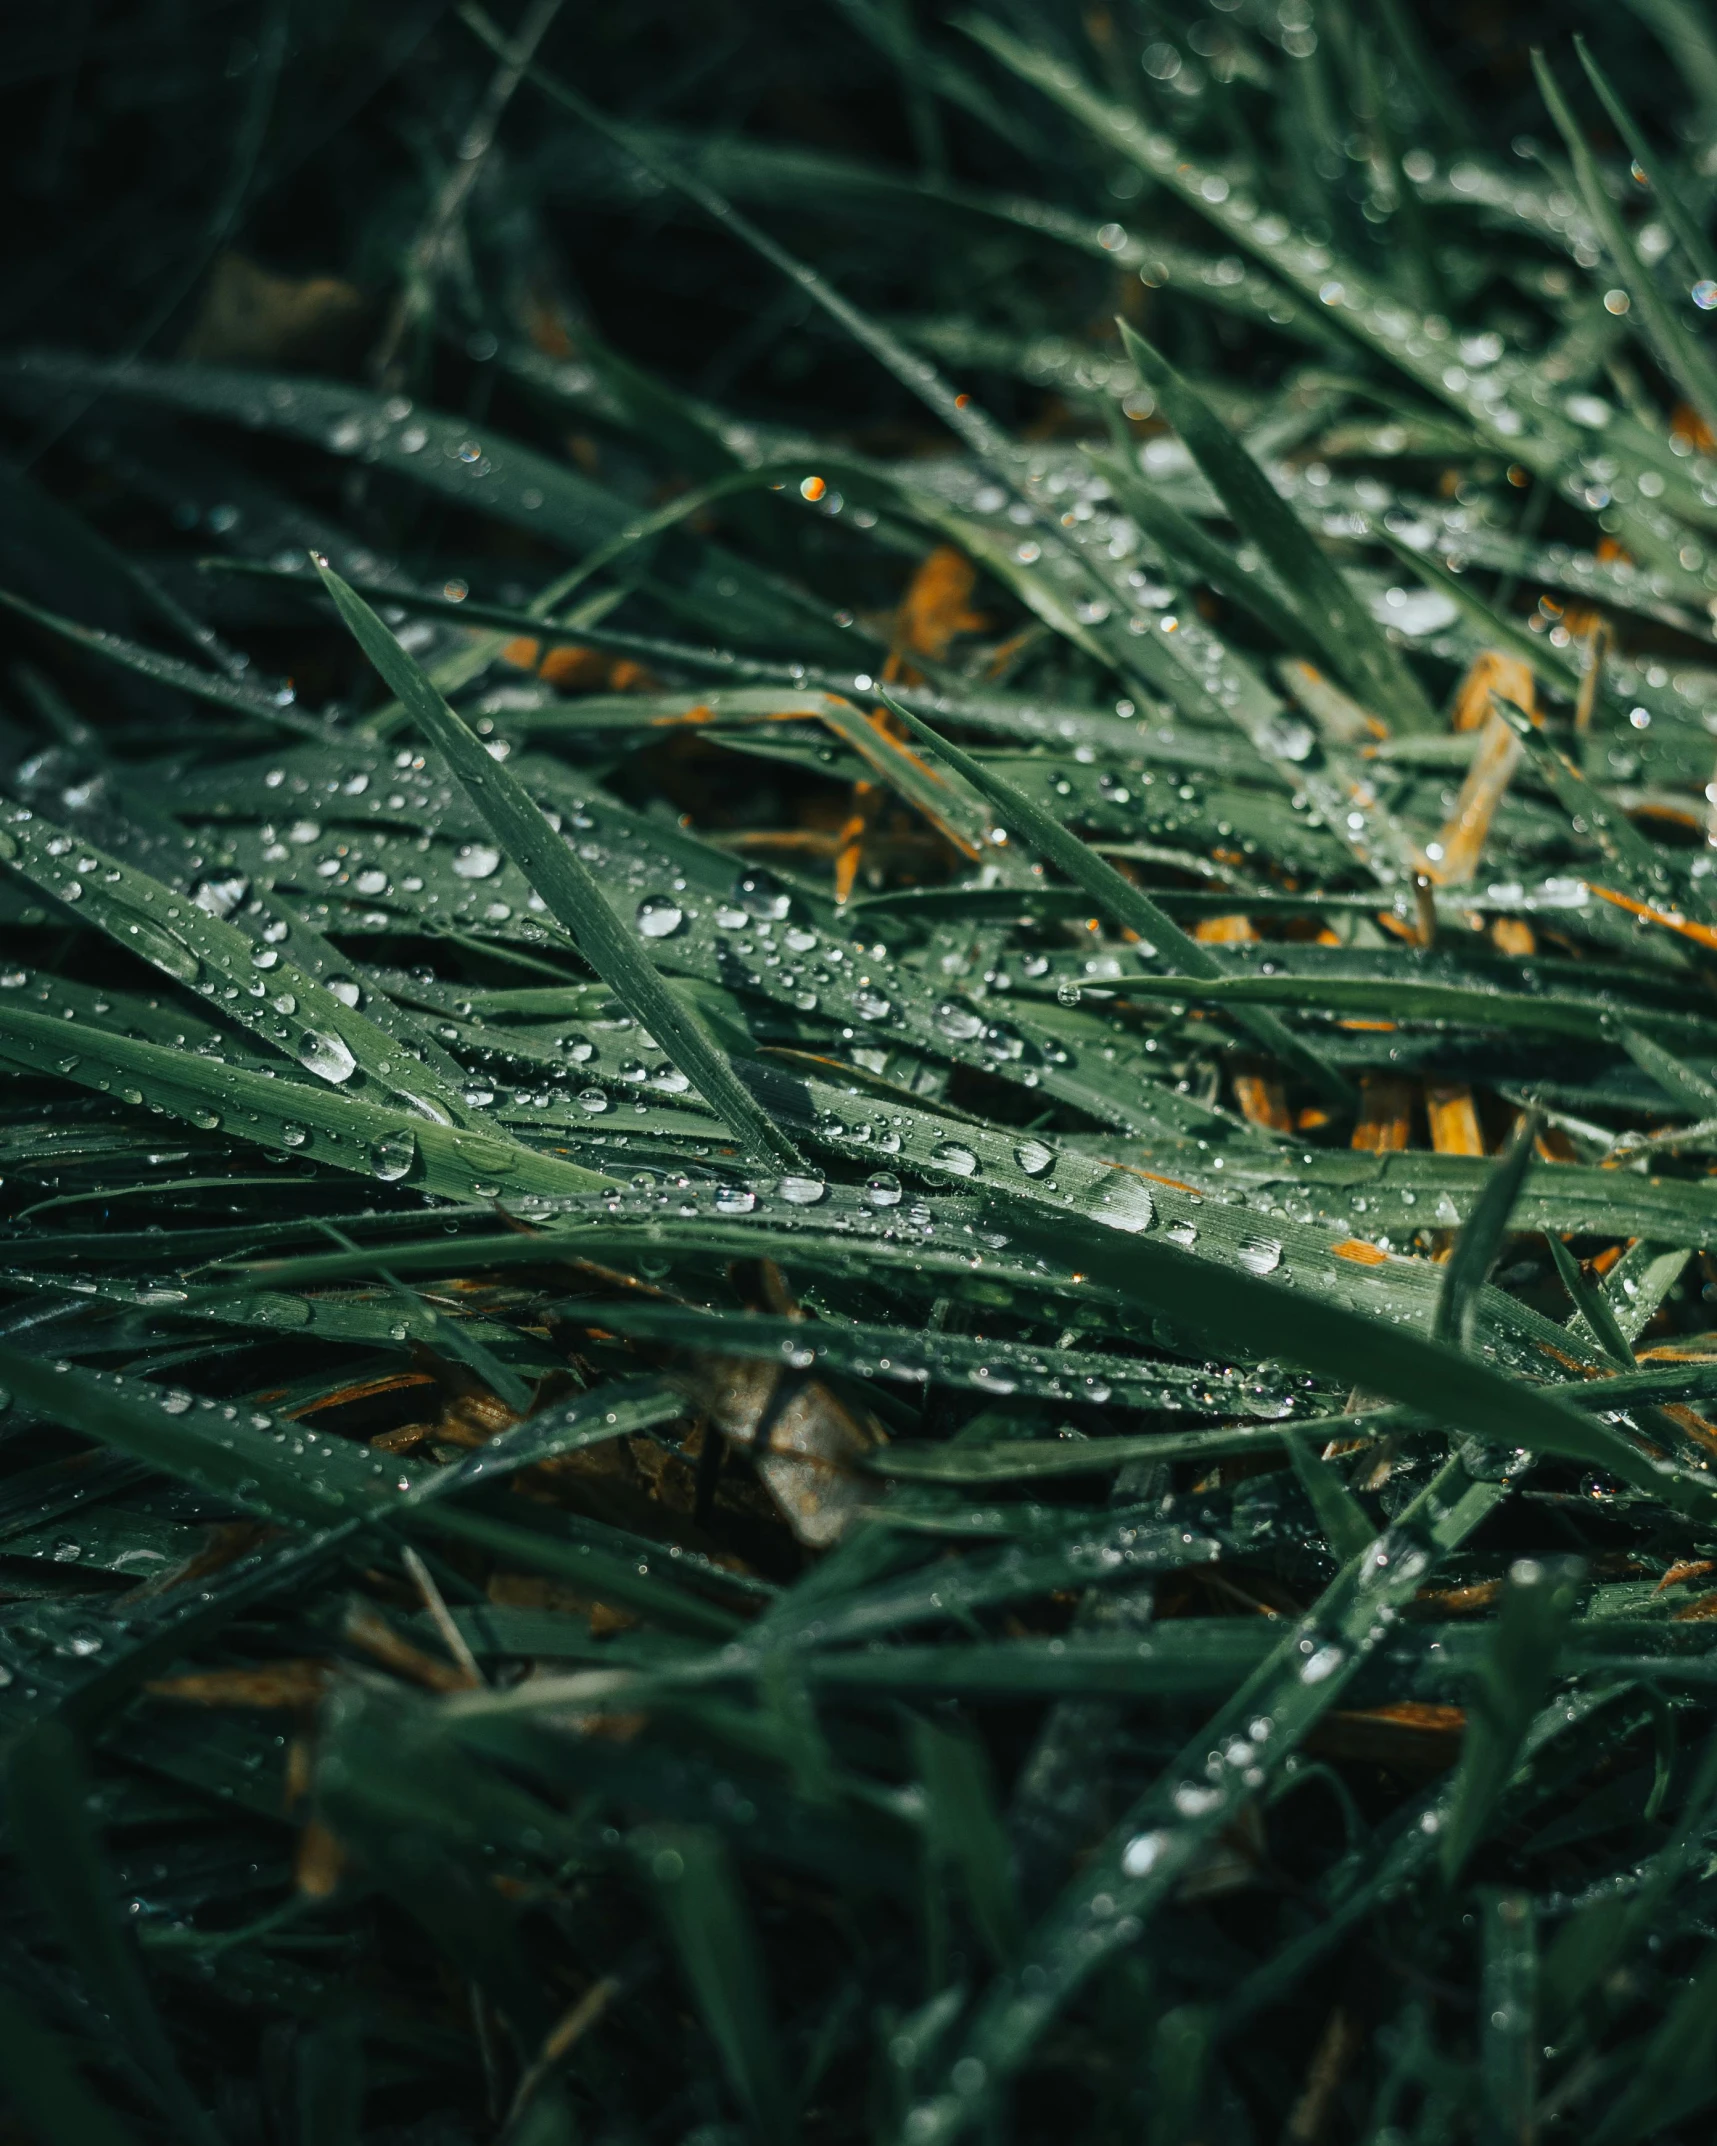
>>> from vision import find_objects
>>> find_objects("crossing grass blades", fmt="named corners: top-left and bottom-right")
top-left (13, 2), bottom-right (1717, 2140)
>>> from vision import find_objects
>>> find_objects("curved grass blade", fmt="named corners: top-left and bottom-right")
top-left (894, 1438), bottom-right (1514, 2146)
top-left (0, 585), bottom-right (328, 741)
top-left (992, 1196), bottom-right (1702, 1510)
top-left (1440, 1556), bottom-right (1586, 1880)
top-left (314, 559), bottom-right (804, 1169)
top-left (1283, 1430), bottom-right (1377, 1563)
top-left (0, 996), bottom-right (614, 1200)
top-left (7, 1720), bottom-right (225, 2146)
top-left (1435, 1112), bottom-right (1538, 1352)
top-left (880, 694), bottom-right (1354, 1107)
top-left (1544, 1234), bottom-right (1635, 1370)
top-left (1115, 322), bottom-right (1438, 734)
top-left (0, 1987), bottom-right (144, 2146)
top-left (642, 1826), bottom-right (797, 2146)
top-left (913, 1716), bottom-right (1024, 1968)
top-left (1573, 36), bottom-right (1713, 286)
top-left (0, 802), bottom-right (471, 1127)
top-left (1533, 48), bottom-right (1717, 443)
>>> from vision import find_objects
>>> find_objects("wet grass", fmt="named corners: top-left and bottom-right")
top-left (6, 3), bottom-right (1717, 2141)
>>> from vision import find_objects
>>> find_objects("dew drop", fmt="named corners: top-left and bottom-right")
top-left (298, 1029), bottom-right (357, 1083)
top-left (635, 895), bottom-right (685, 939)
top-left (931, 1141), bottom-right (980, 1178)
top-left (370, 1130), bottom-right (417, 1181)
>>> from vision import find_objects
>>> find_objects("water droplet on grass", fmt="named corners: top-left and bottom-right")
top-left (370, 1130), bottom-right (416, 1180)
top-left (636, 895), bottom-right (685, 938)
top-left (299, 1030), bottom-right (356, 1083)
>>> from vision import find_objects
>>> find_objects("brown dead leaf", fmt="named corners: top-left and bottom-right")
top-left (701, 1356), bottom-right (884, 1546)
top-left (181, 252), bottom-right (366, 368)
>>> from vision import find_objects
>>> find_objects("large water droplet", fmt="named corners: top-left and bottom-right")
top-left (636, 896), bottom-right (685, 939)
top-left (1014, 1139), bottom-right (1054, 1177)
top-left (715, 1186), bottom-right (757, 1214)
top-left (931, 1141), bottom-right (979, 1178)
top-left (738, 873), bottom-right (791, 921)
top-left (299, 1029), bottom-right (357, 1083)
top-left (1237, 1238), bottom-right (1283, 1276)
top-left (1122, 1829), bottom-right (1169, 1877)
top-left (778, 1174), bottom-right (827, 1205)
top-left (453, 844), bottom-right (501, 880)
top-left (865, 1171), bottom-right (903, 1208)
top-left (370, 1130), bottom-right (417, 1181)
top-left (280, 1123), bottom-right (310, 1148)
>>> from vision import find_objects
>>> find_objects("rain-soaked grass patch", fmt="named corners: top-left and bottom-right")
top-left (8, 2), bottom-right (1717, 2140)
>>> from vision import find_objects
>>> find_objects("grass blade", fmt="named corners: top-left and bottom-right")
top-left (7, 1722), bottom-right (224, 2146)
top-left (313, 557), bottom-right (803, 1168)
top-left (643, 1827), bottom-right (797, 2146)
top-left (1435, 1113), bottom-right (1539, 1354)
top-left (1116, 321), bottom-right (1439, 733)
top-left (881, 692), bottom-right (1353, 1106)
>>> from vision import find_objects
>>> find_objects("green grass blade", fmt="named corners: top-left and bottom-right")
top-left (913, 1716), bottom-right (1025, 1969)
top-left (1480, 1892), bottom-right (1539, 2146)
top-left (1434, 1113), bottom-right (1538, 1353)
top-left (1440, 1556), bottom-right (1586, 1880)
top-left (0, 1989), bottom-right (144, 2146)
top-left (643, 1827), bottom-right (798, 2146)
top-left (1116, 322), bottom-right (1438, 733)
top-left (880, 693), bottom-right (1353, 1106)
top-left (1544, 1233), bottom-right (1635, 1369)
top-left (1534, 48), bottom-right (1717, 443)
top-left (7, 1721), bottom-right (225, 2146)
top-left (313, 558), bottom-right (803, 1168)
top-left (1283, 1431), bottom-right (1377, 1563)
top-left (1573, 36), bottom-right (1713, 284)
